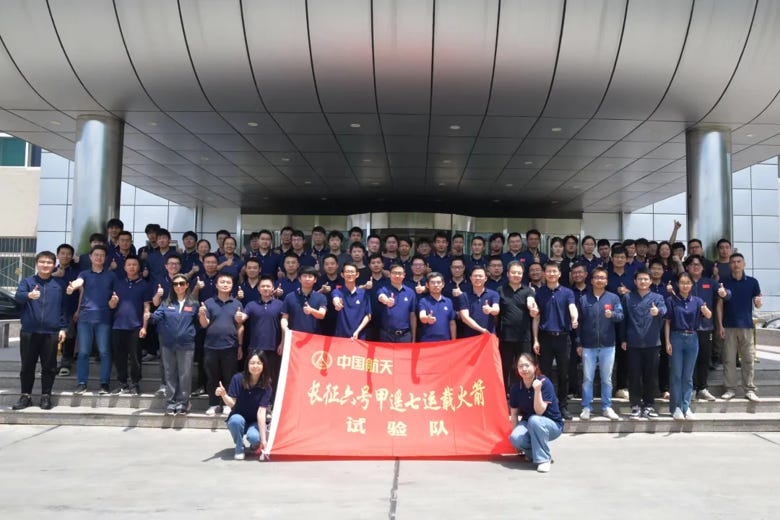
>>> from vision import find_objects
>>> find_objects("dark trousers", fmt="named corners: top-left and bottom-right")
top-left (112, 329), bottom-right (142, 384)
top-left (379, 329), bottom-right (413, 343)
top-left (614, 339), bottom-right (629, 389)
top-left (365, 326), bottom-right (381, 342)
top-left (20, 332), bottom-right (59, 395)
top-left (264, 349), bottom-right (282, 404)
top-left (539, 331), bottom-right (570, 408)
top-left (658, 329), bottom-right (669, 393)
top-left (59, 318), bottom-right (77, 367)
top-left (694, 330), bottom-right (713, 391)
top-left (568, 331), bottom-right (581, 396)
top-left (499, 340), bottom-right (531, 394)
top-left (628, 347), bottom-right (659, 408)
top-left (194, 329), bottom-right (207, 389)
top-left (141, 322), bottom-right (160, 356)
top-left (205, 347), bottom-right (238, 406)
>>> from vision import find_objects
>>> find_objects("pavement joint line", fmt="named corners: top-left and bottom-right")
top-left (0, 424), bottom-right (59, 451)
top-left (388, 458), bottom-right (399, 520)
top-left (752, 432), bottom-right (780, 447)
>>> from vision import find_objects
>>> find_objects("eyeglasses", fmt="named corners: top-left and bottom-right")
top-left (689, 263), bottom-right (702, 267)
top-left (172, 281), bottom-right (188, 287)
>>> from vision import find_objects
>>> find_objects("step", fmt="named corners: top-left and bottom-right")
top-left (0, 390), bottom-right (211, 412)
top-left (564, 397), bottom-right (780, 413)
top-left (0, 373), bottom-right (184, 395)
top-left (0, 406), bottom-right (228, 429)
top-left (562, 413), bottom-right (780, 433)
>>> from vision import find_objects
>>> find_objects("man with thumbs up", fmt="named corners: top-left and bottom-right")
top-left (718, 253), bottom-right (762, 402)
top-left (685, 254), bottom-right (731, 401)
top-left (377, 263), bottom-right (417, 343)
top-left (200, 273), bottom-right (244, 416)
top-left (13, 251), bottom-right (67, 410)
top-left (108, 255), bottom-right (151, 395)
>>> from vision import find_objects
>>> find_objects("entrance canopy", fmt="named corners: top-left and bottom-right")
top-left (1, 0), bottom-right (780, 216)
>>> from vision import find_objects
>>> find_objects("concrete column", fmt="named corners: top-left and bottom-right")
top-left (686, 126), bottom-right (732, 259)
top-left (71, 115), bottom-right (124, 253)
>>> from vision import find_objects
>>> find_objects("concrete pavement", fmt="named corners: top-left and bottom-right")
top-left (1, 425), bottom-right (778, 519)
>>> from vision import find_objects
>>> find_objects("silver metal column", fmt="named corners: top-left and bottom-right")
top-left (71, 115), bottom-right (124, 253)
top-left (686, 126), bottom-right (732, 258)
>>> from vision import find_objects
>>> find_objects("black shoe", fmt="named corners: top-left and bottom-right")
top-left (130, 383), bottom-right (142, 396)
top-left (629, 405), bottom-right (642, 420)
top-left (175, 403), bottom-right (191, 416)
top-left (192, 387), bottom-right (205, 397)
top-left (74, 384), bottom-right (87, 395)
top-left (98, 384), bottom-right (111, 395)
top-left (112, 384), bottom-right (128, 395)
top-left (165, 403), bottom-right (177, 416)
top-left (12, 395), bottom-right (32, 410)
top-left (40, 394), bottom-right (53, 410)
top-left (561, 407), bottom-right (573, 421)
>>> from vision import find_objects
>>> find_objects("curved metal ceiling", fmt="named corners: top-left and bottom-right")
top-left (1, 0), bottom-right (779, 216)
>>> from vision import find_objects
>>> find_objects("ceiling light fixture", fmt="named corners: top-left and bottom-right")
top-left (280, 157), bottom-right (291, 162)
top-left (304, 180), bottom-right (311, 185)
top-left (200, 157), bottom-right (209, 162)
top-left (247, 122), bottom-right (259, 127)
top-left (449, 124), bottom-right (461, 130)
top-left (551, 200), bottom-right (559, 204)
top-left (49, 120), bottom-right (61, 126)
top-left (349, 122), bottom-right (361, 128)
top-left (438, 182), bottom-right (446, 187)
top-left (321, 197), bottom-right (328, 201)
top-left (524, 161), bottom-right (533, 166)
top-left (505, 183), bottom-right (513, 187)
top-left (746, 133), bottom-right (755, 138)
top-left (362, 158), bottom-right (372, 163)
top-left (442, 159), bottom-right (452, 165)
top-left (551, 127), bottom-right (562, 132)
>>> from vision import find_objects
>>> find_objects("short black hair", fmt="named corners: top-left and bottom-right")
top-left (89, 244), bottom-right (108, 255)
top-left (488, 232), bottom-right (505, 244)
top-left (311, 226), bottom-right (326, 235)
top-left (327, 230), bottom-right (344, 241)
top-left (633, 267), bottom-right (651, 280)
top-left (717, 238), bottom-right (732, 248)
top-left (35, 251), bottom-right (56, 263)
top-left (89, 233), bottom-right (107, 243)
top-left (291, 230), bottom-right (305, 240)
top-left (526, 229), bottom-right (541, 239)
top-left (349, 241), bottom-right (366, 252)
top-left (106, 218), bottom-right (123, 229)
top-left (144, 223), bottom-right (161, 234)
top-left (611, 245), bottom-right (627, 257)
top-left (56, 243), bottom-right (74, 255)
top-left (182, 231), bottom-right (197, 241)
top-left (433, 231), bottom-right (449, 241)
top-left (597, 239), bottom-right (611, 248)
top-left (216, 229), bottom-right (232, 237)
top-left (165, 254), bottom-right (182, 264)
top-left (348, 226), bottom-right (363, 237)
top-left (157, 228), bottom-right (171, 239)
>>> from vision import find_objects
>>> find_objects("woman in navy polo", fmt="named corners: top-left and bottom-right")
top-left (216, 350), bottom-right (272, 460)
top-left (148, 273), bottom-right (199, 415)
top-left (664, 272), bottom-right (712, 420)
top-left (508, 352), bottom-right (564, 473)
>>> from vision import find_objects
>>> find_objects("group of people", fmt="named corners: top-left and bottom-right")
top-left (11, 219), bottom-right (763, 468)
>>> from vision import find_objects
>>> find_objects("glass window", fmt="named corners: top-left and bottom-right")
top-left (0, 137), bottom-right (27, 166)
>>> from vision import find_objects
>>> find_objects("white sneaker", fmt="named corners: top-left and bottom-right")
top-left (615, 388), bottom-right (629, 399)
top-left (155, 385), bottom-right (166, 397)
top-left (745, 391), bottom-right (761, 403)
top-left (205, 405), bottom-right (220, 416)
top-left (222, 405), bottom-right (231, 415)
top-left (721, 390), bottom-right (736, 400)
top-left (537, 461), bottom-right (551, 473)
top-left (697, 389), bottom-right (716, 401)
top-left (603, 407), bottom-right (620, 421)
top-left (234, 449), bottom-right (245, 461)
top-left (685, 409), bottom-right (695, 420)
top-left (579, 408), bottom-right (591, 420)
top-left (672, 407), bottom-right (684, 420)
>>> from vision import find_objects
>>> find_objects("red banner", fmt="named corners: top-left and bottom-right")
top-left (267, 332), bottom-right (515, 458)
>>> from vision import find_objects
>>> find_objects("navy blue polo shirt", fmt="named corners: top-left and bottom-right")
top-left (108, 249), bottom-right (132, 278)
top-left (217, 254), bottom-right (244, 281)
top-left (485, 276), bottom-right (507, 292)
top-left (203, 297), bottom-right (242, 350)
top-left (404, 277), bottom-right (428, 292)
top-left (577, 255), bottom-right (603, 273)
top-left (113, 276), bottom-right (152, 330)
top-left (146, 248), bottom-right (177, 281)
top-left (443, 279), bottom-right (472, 306)
top-left (665, 295), bottom-right (706, 331)
top-left (620, 291), bottom-right (667, 348)
top-left (278, 276), bottom-right (301, 299)
top-left (331, 286), bottom-right (372, 339)
top-left (282, 289), bottom-right (327, 334)
top-left (690, 277), bottom-right (728, 331)
top-left (417, 295), bottom-right (456, 342)
top-left (466, 255), bottom-right (488, 273)
top-left (54, 264), bottom-right (81, 316)
top-left (181, 249), bottom-right (200, 274)
top-left (509, 376), bottom-right (563, 430)
top-left (520, 250), bottom-right (549, 268)
top-left (77, 269), bottom-right (117, 324)
top-left (427, 253), bottom-right (452, 275)
top-left (458, 287), bottom-right (499, 337)
top-left (315, 274), bottom-right (344, 292)
top-left (722, 274), bottom-right (761, 328)
top-left (607, 268), bottom-right (636, 294)
top-left (238, 279), bottom-right (262, 305)
top-left (365, 276), bottom-right (389, 328)
top-left (649, 282), bottom-right (666, 297)
top-left (245, 250), bottom-right (281, 277)
top-left (244, 298), bottom-right (284, 350)
top-left (534, 284), bottom-right (575, 332)
top-left (296, 250), bottom-right (318, 269)
top-left (377, 284), bottom-right (417, 331)
top-left (501, 251), bottom-right (524, 270)
top-left (316, 275), bottom-right (343, 336)
top-left (227, 372), bottom-right (272, 423)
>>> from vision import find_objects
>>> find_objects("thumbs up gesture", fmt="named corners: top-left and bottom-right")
top-left (363, 278), bottom-right (373, 290)
top-left (303, 300), bottom-right (312, 315)
top-left (650, 301), bottom-right (659, 317)
top-left (199, 302), bottom-right (207, 316)
top-left (415, 280), bottom-right (425, 294)
top-left (712, 264), bottom-right (719, 281)
top-left (237, 287), bottom-right (245, 300)
top-left (452, 284), bottom-right (462, 298)
top-left (109, 291), bottom-right (119, 306)
top-left (274, 283), bottom-right (283, 297)
top-left (197, 279), bottom-right (205, 290)
top-left (482, 300), bottom-right (491, 315)
top-left (604, 306), bottom-right (613, 319)
top-left (28, 285), bottom-right (41, 300)
top-left (142, 267), bottom-right (149, 279)
top-left (156, 284), bottom-right (164, 297)
top-left (66, 281), bottom-right (75, 295)
top-left (333, 297), bottom-right (344, 311)
top-left (617, 283), bottom-right (629, 296)
top-left (717, 283), bottom-right (727, 298)
top-left (384, 292), bottom-right (395, 308)
top-left (110, 259), bottom-right (117, 270)
top-left (754, 294), bottom-right (763, 308)
top-left (215, 381), bottom-right (226, 397)
top-left (666, 281), bottom-right (674, 294)
top-left (235, 307), bottom-right (245, 323)
top-left (225, 255), bottom-right (234, 266)
top-left (319, 282), bottom-right (331, 294)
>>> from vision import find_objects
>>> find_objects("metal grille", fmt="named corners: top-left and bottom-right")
top-left (0, 237), bottom-right (37, 292)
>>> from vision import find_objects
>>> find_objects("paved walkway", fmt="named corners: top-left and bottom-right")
top-left (0, 425), bottom-right (778, 519)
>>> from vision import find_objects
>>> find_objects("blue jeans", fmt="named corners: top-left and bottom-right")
top-left (76, 322), bottom-right (112, 385)
top-left (669, 331), bottom-right (699, 413)
top-left (508, 415), bottom-right (562, 464)
top-left (227, 414), bottom-right (261, 452)
top-left (581, 346), bottom-right (615, 410)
